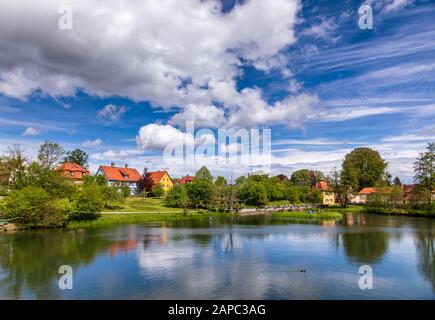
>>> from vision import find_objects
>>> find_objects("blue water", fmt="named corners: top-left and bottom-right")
top-left (0, 213), bottom-right (434, 299)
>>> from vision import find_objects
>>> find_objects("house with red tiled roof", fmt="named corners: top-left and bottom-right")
top-left (402, 184), bottom-right (416, 203)
top-left (147, 170), bottom-right (173, 193)
top-left (314, 180), bottom-right (336, 206)
top-left (353, 187), bottom-right (378, 204)
top-left (96, 162), bottom-right (141, 195)
top-left (56, 163), bottom-right (90, 185)
top-left (179, 175), bottom-right (194, 185)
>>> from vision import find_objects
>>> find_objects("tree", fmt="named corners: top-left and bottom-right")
top-left (10, 162), bottom-right (75, 199)
top-left (151, 184), bottom-right (165, 198)
top-left (187, 179), bottom-right (213, 208)
top-left (64, 148), bottom-right (89, 168)
top-left (0, 145), bottom-right (28, 189)
top-left (342, 147), bottom-right (388, 191)
top-left (138, 170), bottom-right (154, 195)
top-left (328, 167), bottom-right (355, 208)
top-left (71, 184), bottom-right (104, 220)
top-left (413, 142), bottom-right (435, 208)
top-left (290, 169), bottom-right (324, 186)
top-left (120, 184), bottom-right (132, 198)
top-left (164, 184), bottom-right (189, 208)
top-left (37, 141), bottom-right (65, 170)
top-left (393, 176), bottom-right (402, 186)
top-left (195, 166), bottom-right (213, 183)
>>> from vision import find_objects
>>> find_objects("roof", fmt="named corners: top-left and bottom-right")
top-left (315, 180), bottom-right (330, 191)
top-left (179, 175), bottom-right (194, 184)
top-left (402, 184), bottom-right (416, 193)
top-left (57, 163), bottom-right (89, 173)
top-left (56, 163), bottom-right (90, 179)
top-left (359, 187), bottom-right (378, 195)
top-left (99, 165), bottom-right (141, 182)
top-left (148, 171), bottom-right (172, 185)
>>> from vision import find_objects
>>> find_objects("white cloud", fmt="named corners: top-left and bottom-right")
top-left (22, 127), bottom-right (41, 136)
top-left (169, 104), bottom-right (226, 128)
top-left (313, 106), bottom-right (398, 122)
top-left (0, 0), bottom-right (321, 129)
top-left (82, 138), bottom-right (102, 148)
top-left (384, 0), bottom-right (414, 13)
top-left (136, 123), bottom-right (194, 151)
top-left (98, 104), bottom-right (126, 122)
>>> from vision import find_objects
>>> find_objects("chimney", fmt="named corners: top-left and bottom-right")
top-left (111, 162), bottom-right (115, 167)
top-left (125, 164), bottom-right (129, 168)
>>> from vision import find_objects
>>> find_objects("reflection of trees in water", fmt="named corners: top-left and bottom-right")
top-left (341, 231), bottom-right (389, 264)
top-left (415, 230), bottom-right (435, 291)
top-left (0, 230), bottom-right (108, 299)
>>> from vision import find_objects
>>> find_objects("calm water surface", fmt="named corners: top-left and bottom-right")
top-left (0, 213), bottom-right (434, 299)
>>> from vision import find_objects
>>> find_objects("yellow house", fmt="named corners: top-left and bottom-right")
top-left (315, 181), bottom-right (336, 206)
top-left (148, 171), bottom-right (174, 193)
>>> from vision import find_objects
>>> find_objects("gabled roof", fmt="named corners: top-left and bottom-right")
top-left (179, 175), bottom-right (194, 184)
top-left (148, 171), bottom-right (170, 184)
top-left (315, 180), bottom-right (330, 191)
top-left (99, 165), bottom-right (141, 182)
top-left (57, 163), bottom-right (89, 173)
top-left (359, 187), bottom-right (378, 195)
top-left (402, 184), bottom-right (416, 193)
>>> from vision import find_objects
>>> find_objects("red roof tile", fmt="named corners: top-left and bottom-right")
top-left (359, 187), bottom-right (378, 195)
top-left (99, 165), bottom-right (141, 182)
top-left (315, 180), bottom-right (330, 191)
top-left (179, 175), bottom-right (194, 184)
top-left (148, 171), bottom-right (169, 184)
top-left (56, 163), bottom-right (90, 179)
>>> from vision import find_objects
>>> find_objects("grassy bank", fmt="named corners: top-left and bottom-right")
top-left (271, 211), bottom-right (342, 219)
top-left (67, 212), bottom-right (201, 229)
top-left (103, 197), bottom-right (188, 213)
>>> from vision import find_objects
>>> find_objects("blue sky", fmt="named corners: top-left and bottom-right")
top-left (0, 0), bottom-right (434, 182)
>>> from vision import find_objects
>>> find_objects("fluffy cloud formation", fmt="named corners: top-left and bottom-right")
top-left (0, 0), bottom-right (319, 128)
top-left (136, 124), bottom-right (194, 151)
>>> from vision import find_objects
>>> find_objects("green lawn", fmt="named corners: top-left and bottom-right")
top-left (103, 197), bottom-right (189, 213)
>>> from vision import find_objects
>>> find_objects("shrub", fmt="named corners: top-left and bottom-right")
top-left (164, 184), bottom-right (189, 208)
top-left (151, 184), bottom-right (165, 198)
top-left (120, 185), bottom-right (131, 198)
top-left (0, 186), bottom-right (51, 225)
top-left (70, 184), bottom-right (104, 221)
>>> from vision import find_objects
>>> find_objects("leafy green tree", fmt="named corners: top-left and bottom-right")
top-left (290, 169), bottom-right (324, 186)
top-left (187, 179), bottom-right (213, 208)
top-left (285, 185), bottom-right (300, 203)
top-left (342, 147), bottom-right (388, 191)
top-left (120, 184), bottom-right (131, 197)
top-left (64, 148), bottom-right (89, 168)
top-left (195, 166), bottom-right (213, 183)
top-left (413, 142), bottom-right (435, 209)
top-left (237, 181), bottom-right (268, 206)
top-left (328, 167), bottom-right (356, 208)
top-left (100, 185), bottom-right (121, 206)
top-left (151, 183), bottom-right (165, 198)
top-left (10, 162), bottom-right (75, 199)
top-left (37, 141), bottom-right (66, 170)
top-left (164, 184), bottom-right (189, 208)
top-left (0, 186), bottom-right (49, 222)
top-left (71, 184), bottom-right (104, 220)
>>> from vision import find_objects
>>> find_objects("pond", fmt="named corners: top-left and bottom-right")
top-left (0, 213), bottom-right (434, 299)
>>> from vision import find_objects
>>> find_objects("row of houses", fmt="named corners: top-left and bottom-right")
top-left (313, 180), bottom-right (418, 206)
top-left (57, 162), bottom-right (420, 205)
top-left (57, 162), bottom-right (193, 195)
